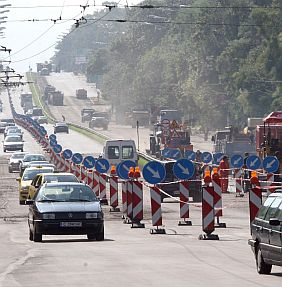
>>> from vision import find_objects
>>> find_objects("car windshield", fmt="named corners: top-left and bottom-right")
top-left (36, 185), bottom-right (98, 202)
top-left (23, 155), bottom-right (46, 162)
top-left (5, 136), bottom-right (22, 142)
top-left (11, 153), bottom-right (27, 159)
top-left (22, 168), bottom-right (54, 180)
top-left (44, 175), bottom-right (78, 183)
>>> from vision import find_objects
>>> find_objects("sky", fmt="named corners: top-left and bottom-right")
top-left (1, 0), bottom-right (141, 73)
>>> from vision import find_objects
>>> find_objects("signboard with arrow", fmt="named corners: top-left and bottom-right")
top-left (142, 161), bottom-right (166, 184)
top-left (263, 156), bottom-right (279, 173)
top-left (230, 154), bottom-right (244, 168)
top-left (246, 155), bottom-right (261, 170)
top-left (117, 160), bottom-right (136, 179)
top-left (95, 158), bottom-right (110, 174)
top-left (173, 159), bottom-right (195, 180)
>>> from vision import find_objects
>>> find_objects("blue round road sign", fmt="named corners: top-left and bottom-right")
top-left (62, 149), bottom-right (72, 160)
top-left (53, 144), bottom-right (62, 154)
top-left (50, 139), bottom-right (57, 147)
top-left (184, 150), bottom-right (196, 161)
top-left (162, 148), bottom-right (171, 158)
top-left (170, 149), bottom-right (182, 160)
top-left (39, 126), bottom-right (47, 136)
top-left (173, 159), bottom-right (195, 180)
top-left (49, 134), bottom-right (56, 141)
top-left (263, 156), bottom-right (279, 173)
top-left (72, 153), bottom-right (83, 165)
top-left (95, 158), bottom-right (110, 174)
top-left (213, 153), bottom-right (224, 165)
top-left (246, 155), bottom-right (261, 170)
top-left (142, 161), bottom-right (166, 184)
top-left (83, 156), bottom-right (96, 169)
top-left (117, 160), bottom-right (137, 180)
top-left (201, 152), bottom-right (212, 163)
top-left (230, 154), bottom-right (244, 168)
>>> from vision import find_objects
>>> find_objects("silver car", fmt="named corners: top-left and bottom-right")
top-left (8, 152), bottom-right (29, 173)
top-left (3, 135), bottom-right (24, 152)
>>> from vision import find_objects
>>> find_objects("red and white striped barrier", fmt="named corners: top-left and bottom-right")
top-left (93, 170), bottom-right (100, 197)
top-left (178, 181), bottom-right (192, 226)
top-left (234, 169), bottom-right (244, 197)
top-left (149, 186), bottom-right (165, 234)
top-left (249, 187), bottom-right (262, 232)
top-left (109, 175), bottom-right (119, 212)
top-left (74, 164), bottom-right (81, 181)
top-left (126, 180), bottom-right (133, 222)
top-left (132, 180), bottom-right (144, 228)
top-left (80, 166), bottom-right (88, 183)
top-left (99, 173), bottom-right (108, 204)
top-left (199, 186), bottom-right (218, 240)
top-left (212, 174), bottom-right (226, 228)
top-left (87, 170), bottom-right (93, 187)
top-left (122, 181), bottom-right (127, 218)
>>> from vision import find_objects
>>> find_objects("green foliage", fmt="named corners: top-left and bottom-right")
top-left (53, 0), bottom-right (282, 129)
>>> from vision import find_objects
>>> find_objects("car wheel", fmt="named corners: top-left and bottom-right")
top-left (95, 226), bottom-right (104, 241)
top-left (3, 149), bottom-right (5, 153)
top-left (87, 233), bottom-right (96, 241)
top-left (29, 229), bottom-right (34, 241)
top-left (33, 226), bottom-right (42, 242)
top-left (256, 246), bottom-right (272, 274)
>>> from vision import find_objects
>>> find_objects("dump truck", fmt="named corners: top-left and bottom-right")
top-left (49, 91), bottom-right (64, 106)
top-left (76, 89), bottom-right (87, 99)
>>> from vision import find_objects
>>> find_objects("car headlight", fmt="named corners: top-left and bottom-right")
top-left (42, 213), bottom-right (55, 219)
top-left (86, 212), bottom-right (103, 219)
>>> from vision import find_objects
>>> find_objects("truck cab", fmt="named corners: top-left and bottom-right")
top-left (101, 140), bottom-right (138, 166)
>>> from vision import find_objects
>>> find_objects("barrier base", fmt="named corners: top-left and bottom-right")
top-left (198, 233), bottom-right (219, 240)
top-left (215, 222), bottom-right (226, 228)
top-left (110, 207), bottom-right (120, 212)
top-left (131, 221), bottom-right (145, 229)
top-left (178, 220), bottom-right (192, 226)
top-left (100, 199), bottom-right (108, 205)
top-left (150, 227), bottom-right (166, 234)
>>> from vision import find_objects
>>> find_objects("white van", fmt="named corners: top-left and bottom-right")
top-left (101, 139), bottom-right (138, 166)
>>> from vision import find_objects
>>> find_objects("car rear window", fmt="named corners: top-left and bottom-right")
top-left (264, 198), bottom-right (282, 221)
top-left (256, 197), bottom-right (276, 220)
top-left (108, 146), bottom-right (119, 159)
top-left (122, 146), bottom-right (134, 159)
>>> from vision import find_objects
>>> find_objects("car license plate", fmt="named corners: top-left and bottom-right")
top-left (60, 222), bottom-right (82, 227)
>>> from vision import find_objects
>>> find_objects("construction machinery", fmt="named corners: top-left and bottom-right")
top-left (257, 111), bottom-right (282, 160)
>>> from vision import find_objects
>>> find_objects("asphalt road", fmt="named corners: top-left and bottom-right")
top-left (0, 84), bottom-right (281, 286)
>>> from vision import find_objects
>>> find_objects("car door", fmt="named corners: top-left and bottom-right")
top-left (269, 199), bottom-right (282, 264)
top-left (263, 198), bottom-right (282, 262)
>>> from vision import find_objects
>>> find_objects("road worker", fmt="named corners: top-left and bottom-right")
top-left (218, 155), bottom-right (230, 193)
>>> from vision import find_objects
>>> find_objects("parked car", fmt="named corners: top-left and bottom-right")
top-left (26, 182), bottom-right (104, 242)
top-left (17, 166), bottom-right (55, 205)
top-left (8, 152), bottom-right (29, 173)
top-left (28, 172), bottom-right (79, 199)
top-left (248, 191), bottom-right (282, 274)
top-left (54, 122), bottom-right (69, 134)
top-left (3, 135), bottom-right (24, 152)
top-left (19, 153), bottom-right (48, 175)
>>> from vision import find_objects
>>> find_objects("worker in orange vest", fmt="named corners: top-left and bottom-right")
top-left (218, 155), bottom-right (230, 193)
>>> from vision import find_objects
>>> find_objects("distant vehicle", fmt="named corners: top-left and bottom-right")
top-left (43, 85), bottom-right (56, 103)
top-left (17, 166), bottom-right (55, 205)
top-left (32, 107), bottom-right (43, 117)
top-left (20, 92), bottom-right (33, 107)
top-left (8, 152), bottom-right (29, 173)
top-left (130, 110), bottom-right (150, 128)
top-left (160, 109), bottom-right (182, 123)
top-left (6, 129), bottom-right (23, 140)
top-left (49, 90), bottom-right (64, 106)
top-left (248, 192), bottom-right (282, 274)
top-left (23, 101), bottom-right (33, 114)
top-left (76, 89), bottom-right (87, 99)
top-left (101, 139), bottom-right (138, 166)
top-left (3, 135), bottom-right (24, 152)
top-left (54, 122), bottom-right (69, 134)
top-left (89, 117), bottom-right (109, 130)
top-left (4, 126), bottom-right (22, 138)
top-left (27, 161), bottom-right (56, 170)
top-left (40, 67), bottom-right (50, 76)
top-left (26, 182), bottom-right (104, 242)
top-left (19, 153), bottom-right (48, 175)
top-left (81, 108), bottom-right (96, 123)
top-left (28, 172), bottom-right (79, 200)
top-left (36, 116), bottom-right (48, 124)
top-left (0, 118), bottom-right (15, 124)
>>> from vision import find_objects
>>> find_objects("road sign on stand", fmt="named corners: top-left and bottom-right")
top-left (143, 161), bottom-right (166, 184)
top-left (161, 119), bottom-right (170, 130)
top-left (49, 134), bottom-right (56, 141)
top-left (53, 144), bottom-right (62, 154)
top-left (62, 149), bottom-right (73, 160)
top-left (201, 152), bottom-right (212, 164)
top-left (173, 159), bottom-right (195, 180)
top-left (162, 148), bottom-right (171, 158)
top-left (170, 129), bottom-right (180, 138)
top-left (184, 150), bottom-right (196, 161)
top-left (170, 149), bottom-right (182, 159)
top-left (263, 156), bottom-right (279, 173)
top-left (95, 158), bottom-right (110, 174)
top-left (117, 160), bottom-right (137, 180)
top-left (72, 153), bottom-right (83, 165)
top-left (230, 154), bottom-right (244, 168)
top-left (246, 155), bottom-right (261, 170)
top-left (213, 153), bottom-right (224, 165)
top-left (50, 139), bottom-right (57, 147)
top-left (83, 156), bottom-right (96, 169)
top-left (170, 120), bottom-right (180, 129)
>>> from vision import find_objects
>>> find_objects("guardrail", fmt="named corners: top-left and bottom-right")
top-left (26, 72), bottom-right (155, 164)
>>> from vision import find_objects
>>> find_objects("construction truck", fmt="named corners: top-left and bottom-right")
top-left (148, 110), bottom-right (193, 158)
top-left (43, 85), bottom-right (56, 103)
top-left (256, 111), bottom-right (282, 160)
top-left (76, 89), bottom-right (87, 99)
top-left (49, 91), bottom-right (64, 106)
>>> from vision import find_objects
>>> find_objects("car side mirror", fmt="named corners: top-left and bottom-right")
top-left (16, 177), bottom-right (21, 182)
top-left (25, 199), bottom-right (34, 205)
top-left (269, 218), bottom-right (280, 226)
